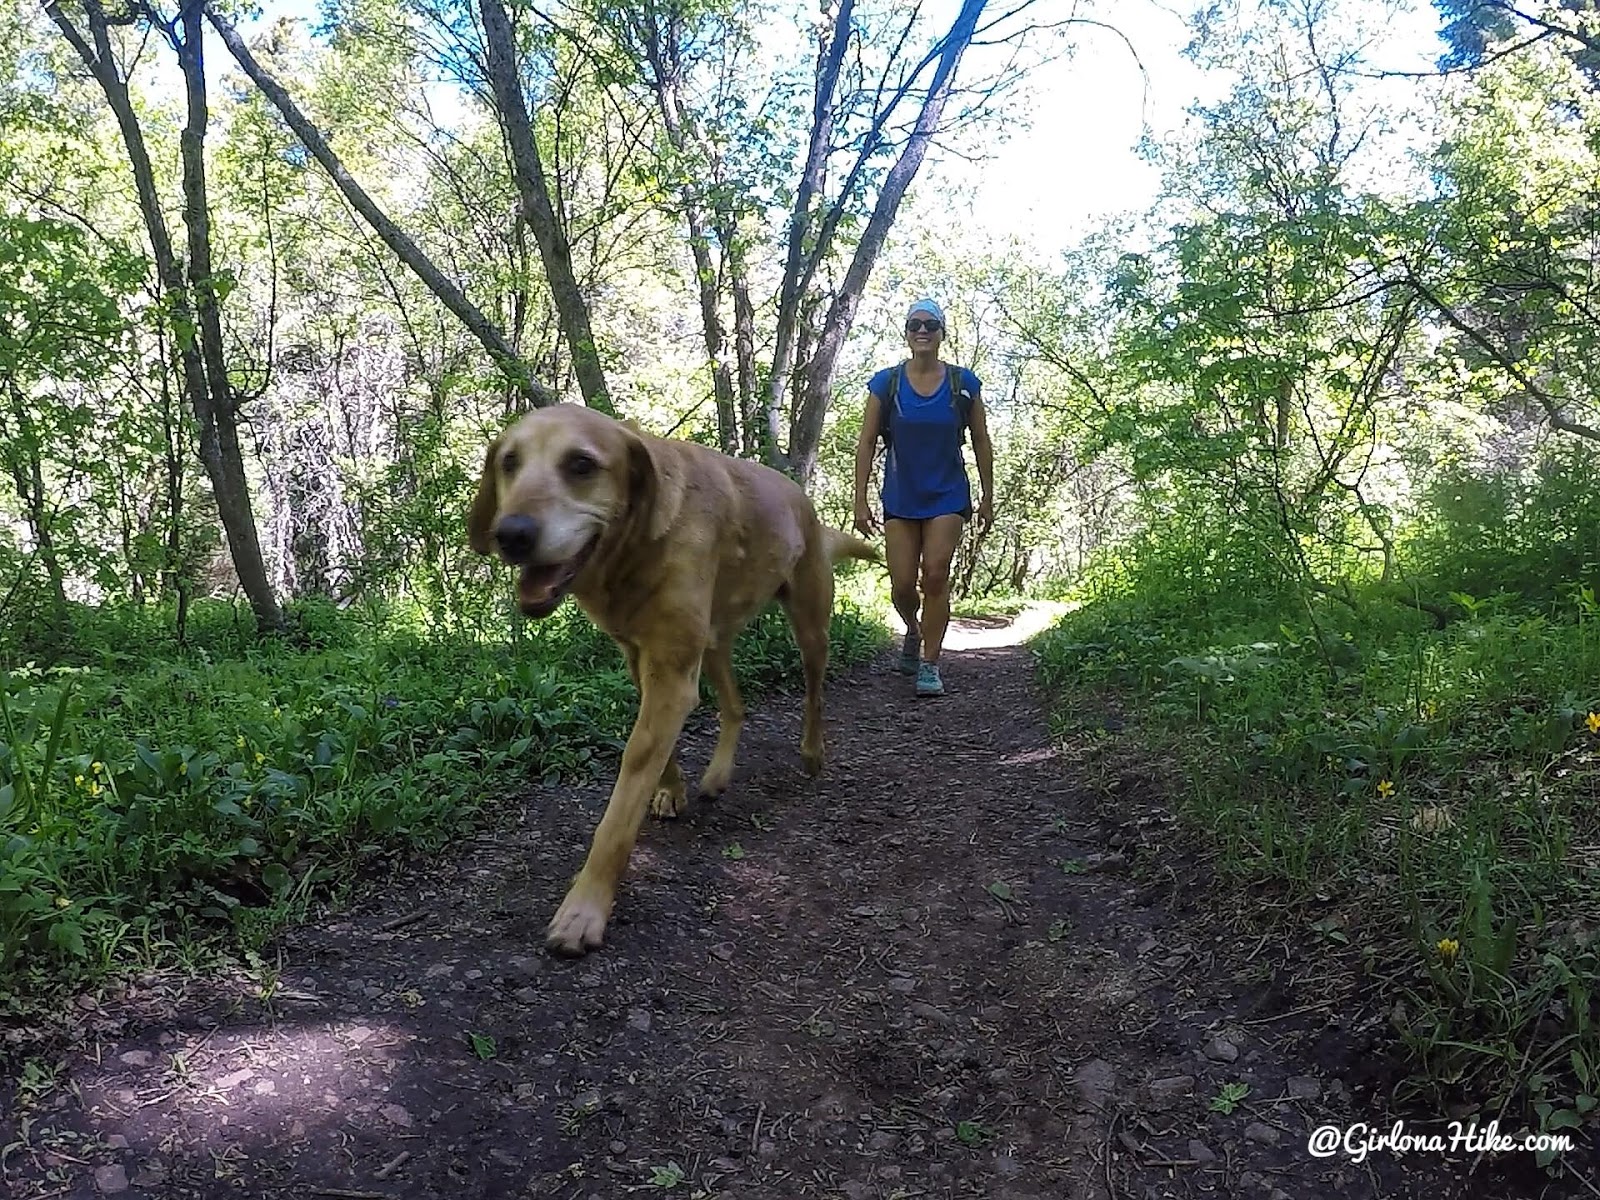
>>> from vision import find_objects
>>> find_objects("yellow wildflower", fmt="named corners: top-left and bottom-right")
top-left (54, 896), bottom-right (71, 909)
top-left (1587, 712), bottom-right (1600, 735)
top-left (1436, 937), bottom-right (1459, 964)
top-left (236, 736), bottom-right (246, 748)
top-left (254, 752), bottom-right (265, 766)
top-left (88, 781), bottom-right (101, 798)
top-left (1377, 779), bottom-right (1395, 798)
top-left (91, 761), bottom-right (103, 774)
top-left (75, 774), bottom-right (85, 787)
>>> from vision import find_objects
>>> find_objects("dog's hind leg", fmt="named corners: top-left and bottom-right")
top-left (650, 756), bottom-right (689, 819)
top-left (782, 552), bottom-right (834, 778)
top-left (622, 641), bottom-right (690, 819)
top-left (697, 639), bottom-right (746, 799)
top-left (547, 646), bottom-right (701, 956)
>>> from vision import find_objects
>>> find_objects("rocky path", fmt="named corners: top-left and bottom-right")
top-left (2, 612), bottom-right (1592, 1199)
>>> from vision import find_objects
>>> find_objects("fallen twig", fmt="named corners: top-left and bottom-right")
top-left (1104, 1108), bottom-right (1121, 1200)
top-left (378, 910), bottom-right (429, 933)
top-left (374, 1150), bottom-right (411, 1180)
top-left (1240, 999), bottom-right (1337, 1026)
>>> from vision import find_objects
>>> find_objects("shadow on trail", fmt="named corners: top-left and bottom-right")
top-left (2, 613), bottom-right (1593, 1200)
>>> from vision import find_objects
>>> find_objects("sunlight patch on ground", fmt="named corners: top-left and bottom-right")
top-left (997, 745), bottom-right (1062, 767)
top-left (80, 1017), bottom-right (416, 1125)
top-left (880, 599), bottom-right (1073, 651)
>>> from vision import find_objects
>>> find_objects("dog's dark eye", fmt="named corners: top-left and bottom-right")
top-left (501, 449), bottom-right (519, 477)
top-left (564, 451), bottom-right (598, 478)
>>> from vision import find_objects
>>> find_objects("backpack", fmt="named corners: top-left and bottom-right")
top-left (878, 361), bottom-right (976, 450)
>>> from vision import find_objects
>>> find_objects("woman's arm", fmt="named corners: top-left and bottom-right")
top-left (854, 389), bottom-right (882, 535)
top-left (968, 393), bottom-right (994, 532)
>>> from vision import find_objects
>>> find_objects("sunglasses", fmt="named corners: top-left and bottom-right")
top-left (906, 318), bottom-right (942, 333)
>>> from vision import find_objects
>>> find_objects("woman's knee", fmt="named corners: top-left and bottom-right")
top-left (921, 564), bottom-right (951, 596)
top-left (891, 581), bottom-right (920, 612)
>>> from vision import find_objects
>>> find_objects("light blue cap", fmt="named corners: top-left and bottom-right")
top-left (906, 297), bottom-right (944, 323)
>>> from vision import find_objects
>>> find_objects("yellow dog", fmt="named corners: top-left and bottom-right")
top-left (467, 404), bottom-right (878, 955)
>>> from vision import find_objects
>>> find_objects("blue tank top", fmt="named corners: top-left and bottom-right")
top-left (869, 362), bottom-right (980, 520)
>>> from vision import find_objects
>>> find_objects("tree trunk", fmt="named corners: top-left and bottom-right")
top-left (640, 22), bottom-right (737, 452)
top-left (722, 213), bottom-right (761, 458)
top-left (1, 382), bottom-right (67, 615)
top-left (788, 0), bottom-right (988, 487)
top-left (1010, 541), bottom-right (1029, 593)
top-left (477, 0), bottom-right (615, 416)
top-left (203, 3), bottom-right (555, 411)
top-left (44, 0), bottom-right (283, 633)
top-left (175, 1), bottom-right (284, 634)
top-left (159, 327), bottom-right (187, 602)
top-left (765, 0), bottom-right (854, 472)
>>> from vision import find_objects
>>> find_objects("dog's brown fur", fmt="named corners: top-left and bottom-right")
top-left (467, 403), bottom-right (879, 956)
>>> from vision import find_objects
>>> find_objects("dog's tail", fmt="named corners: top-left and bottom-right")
top-left (824, 527), bottom-right (881, 565)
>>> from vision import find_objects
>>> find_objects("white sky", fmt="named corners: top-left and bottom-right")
top-left (926, 0), bottom-right (1452, 258)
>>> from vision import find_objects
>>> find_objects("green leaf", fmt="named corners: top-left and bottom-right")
top-left (648, 1161), bottom-right (685, 1187)
top-left (955, 1119), bottom-right (993, 1144)
top-left (48, 920), bottom-right (86, 958)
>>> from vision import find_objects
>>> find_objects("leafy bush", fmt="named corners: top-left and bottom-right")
top-left (1032, 513), bottom-right (1600, 1139)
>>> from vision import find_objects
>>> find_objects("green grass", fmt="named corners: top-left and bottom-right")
top-left (0, 585), bottom-right (890, 1005)
top-left (1030, 578), bottom-right (1600, 1155)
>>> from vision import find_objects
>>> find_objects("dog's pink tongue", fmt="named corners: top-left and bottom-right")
top-left (518, 564), bottom-right (563, 606)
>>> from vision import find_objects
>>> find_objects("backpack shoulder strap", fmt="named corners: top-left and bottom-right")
top-left (880, 363), bottom-right (904, 446)
top-left (948, 364), bottom-right (975, 441)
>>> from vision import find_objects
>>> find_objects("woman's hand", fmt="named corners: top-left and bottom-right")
top-left (854, 501), bottom-right (879, 538)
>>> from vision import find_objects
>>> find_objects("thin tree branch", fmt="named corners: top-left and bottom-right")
top-left (204, 1), bottom-right (556, 410)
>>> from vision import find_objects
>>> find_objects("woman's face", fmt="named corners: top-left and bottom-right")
top-left (904, 312), bottom-right (943, 354)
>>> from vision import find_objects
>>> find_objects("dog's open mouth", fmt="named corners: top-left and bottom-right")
top-left (516, 536), bottom-right (598, 619)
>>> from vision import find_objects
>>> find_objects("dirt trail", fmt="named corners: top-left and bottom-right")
top-left (2, 611), bottom-right (1591, 1199)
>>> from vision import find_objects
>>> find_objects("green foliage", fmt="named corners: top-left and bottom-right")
top-left (1033, 508), bottom-right (1600, 1131)
top-left (0, 594), bottom-right (886, 995)
top-left (1400, 436), bottom-right (1600, 606)
top-left (0, 212), bottom-right (138, 381)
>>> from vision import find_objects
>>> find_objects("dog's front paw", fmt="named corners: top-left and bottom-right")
top-left (800, 743), bottom-right (824, 778)
top-left (545, 889), bottom-right (610, 956)
top-left (650, 780), bottom-right (687, 819)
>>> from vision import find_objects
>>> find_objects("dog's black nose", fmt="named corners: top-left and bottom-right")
top-left (494, 515), bottom-right (540, 563)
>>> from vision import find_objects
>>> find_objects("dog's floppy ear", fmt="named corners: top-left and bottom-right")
top-left (625, 425), bottom-right (683, 543)
top-left (466, 436), bottom-right (501, 556)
